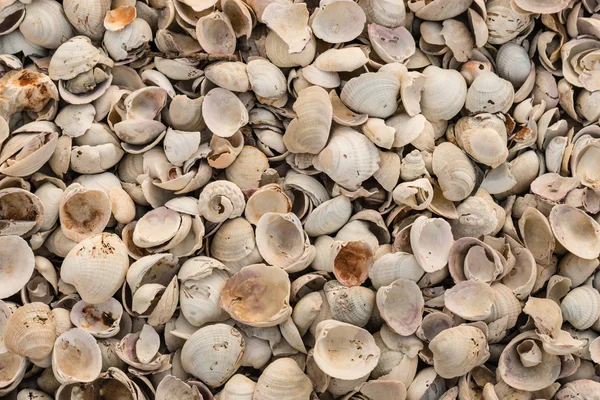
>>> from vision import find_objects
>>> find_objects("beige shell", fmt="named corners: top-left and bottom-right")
top-left (204, 62), bottom-right (250, 92)
top-left (203, 88), bottom-right (248, 138)
top-left (313, 320), bottom-right (380, 380)
top-left (432, 142), bottom-right (476, 202)
top-left (104, 6), bottom-right (137, 32)
top-left (20, 0), bottom-right (73, 49)
top-left (225, 146), bottom-right (269, 190)
top-left (377, 278), bottom-right (424, 336)
top-left (0, 130), bottom-right (59, 178)
top-left (264, 30), bottom-right (316, 68)
top-left (550, 204), bottom-right (600, 260)
top-left (198, 180), bottom-right (245, 223)
top-left (262, 3), bottom-right (311, 54)
top-left (465, 72), bottom-right (515, 115)
top-left (196, 11), bottom-right (236, 55)
top-left (410, 216), bottom-right (454, 273)
top-left (311, 0), bottom-right (366, 44)
top-left (445, 280), bottom-right (495, 321)
top-left (133, 207), bottom-right (181, 249)
top-left (181, 324), bottom-right (244, 387)
top-left (313, 127), bottom-right (380, 190)
top-left (496, 42), bottom-right (532, 88)
top-left (304, 195), bottom-right (352, 236)
top-left (314, 47), bottom-right (368, 72)
top-left (429, 325), bottom-right (489, 379)
top-left (244, 184), bottom-right (292, 225)
top-left (247, 59), bottom-right (287, 100)
top-left (369, 24), bottom-right (415, 63)
top-left (458, 128), bottom-right (508, 168)
top-left (340, 72), bottom-right (400, 119)
top-left (420, 66), bottom-right (467, 122)
top-left (4, 302), bottom-right (56, 361)
top-left (221, 264), bottom-right (291, 327)
top-left (561, 286), bottom-right (600, 330)
top-left (253, 358), bottom-right (313, 400)
top-left (52, 328), bottom-right (102, 384)
top-left (282, 86), bottom-right (332, 154)
top-left (0, 188), bottom-right (44, 237)
top-left (60, 233), bottom-right (129, 304)
top-left (518, 207), bottom-right (555, 265)
top-left (63, 0), bottom-right (110, 41)
top-left (59, 184), bottom-right (112, 243)
top-left (70, 298), bottom-right (123, 338)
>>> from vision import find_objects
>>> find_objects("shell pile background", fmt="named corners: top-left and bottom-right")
top-left (2, 0), bottom-right (600, 399)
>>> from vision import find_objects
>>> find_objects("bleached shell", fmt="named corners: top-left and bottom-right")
top-left (198, 180), bottom-right (245, 223)
top-left (385, 113), bottom-right (429, 148)
top-left (255, 212), bottom-right (306, 269)
top-left (420, 66), bottom-right (467, 121)
top-left (409, 216), bottom-right (453, 274)
top-left (52, 328), bottom-right (102, 384)
top-left (48, 36), bottom-right (103, 81)
top-left (210, 217), bottom-right (255, 263)
top-left (221, 264), bottom-right (291, 327)
top-left (313, 127), bottom-right (380, 190)
top-left (561, 286), bottom-right (600, 330)
top-left (0, 132), bottom-right (59, 178)
top-left (432, 142), bottom-right (476, 202)
top-left (282, 86), bottom-right (332, 154)
top-left (340, 72), bottom-right (400, 119)
top-left (245, 184), bottom-right (292, 225)
top-left (262, 2), bottom-right (311, 54)
top-left (465, 72), bottom-right (515, 114)
top-left (4, 302), bottom-right (56, 361)
top-left (55, 104), bottom-right (96, 138)
top-left (70, 298), bottom-right (123, 338)
top-left (329, 89), bottom-right (368, 126)
top-left (429, 325), bottom-right (489, 379)
top-left (373, 150), bottom-right (400, 191)
top-left (459, 128), bottom-right (508, 168)
top-left (448, 237), bottom-right (506, 284)
top-left (181, 324), bottom-right (245, 387)
top-left (203, 88), bottom-right (249, 138)
top-left (246, 59), bottom-right (287, 100)
top-left (225, 146), bottom-right (269, 190)
top-left (444, 280), bottom-right (494, 321)
top-left (369, 24), bottom-right (415, 63)
top-left (304, 195), bottom-right (352, 236)
top-left (60, 233), bottom-right (129, 304)
top-left (359, 0), bottom-right (405, 28)
top-left (410, 0), bottom-right (472, 21)
top-left (324, 280), bottom-right (375, 327)
top-left (496, 42), bottom-right (532, 88)
top-left (254, 357), bottom-right (313, 400)
top-left (513, 0), bottom-right (570, 13)
top-left (440, 19), bottom-right (473, 62)
top-left (550, 204), bottom-right (600, 260)
top-left (518, 207), bottom-right (555, 265)
top-left (265, 30), bottom-right (317, 68)
top-left (196, 11), bottom-right (236, 55)
top-left (20, 0), bottom-right (73, 49)
top-left (498, 331), bottom-right (561, 391)
top-left (558, 253), bottom-right (599, 288)
top-left (219, 374), bottom-right (256, 400)
top-left (133, 206), bottom-right (181, 248)
top-left (311, 0), bottom-right (366, 44)
top-left (314, 47), bottom-right (368, 72)
top-left (204, 62), bottom-right (250, 92)
top-left (103, 18), bottom-right (152, 62)
top-left (125, 87), bottom-right (168, 121)
top-left (486, 0), bottom-right (532, 45)
top-left (63, 0), bottom-right (110, 41)
top-left (59, 185), bottom-right (111, 243)
top-left (313, 320), bottom-right (380, 380)
top-left (377, 278), bottom-right (423, 336)
top-left (369, 252), bottom-right (424, 289)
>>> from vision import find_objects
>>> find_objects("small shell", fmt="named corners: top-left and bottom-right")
top-left (204, 62), bottom-right (250, 92)
top-left (0, 188), bottom-right (44, 237)
top-left (133, 207), bottom-right (181, 248)
top-left (203, 88), bottom-right (249, 138)
top-left (104, 6), bottom-right (137, 31)
top-left (561, 286), bottom-right (600, 330)
top-left (314, 47), bottom-right (369, 72)
top-left (181, 324), bottom-right (245, 387)
top-left (59, 184), bottom-right (112, 243)
top-left (368, 24), bottom-right (415, 63)
top-left (52, 328), bottom-right (102, 384)
top-left (221, 264), bottom-right (291, 327)
top-left (465, 72), bottom-right (515, 114)
top-left (458, 128), bottom-right (508, 168)
top-left (313, 320), bottom-right (380, 380)
top-left (311, 0), bottom-right (366, 43)
top-left (432, 142), bottom-right (476, 202)
top-left (245, 184), bottom-right (292, 225)
top-left (377, 278), bottom-right (424, 336)
top-left (340, 72), bottom-right (400, 119)
top-left (63, 0), bottom-right (110, 41)
top-left (70, 298), bottom-right (123, 338)
top-left (196, 11), bottom-right (236, 55)
top-left (444, 280), bottom-right (494, 321)
top-left (496, 42), bottom-right (532, 88)
top-left (420, 66), bottom-right (467, 121)
top-left (429, 325), bottom-right (489, 379)
top-left (262, 3), bottom-right (311, 54)
top-left (332, 240), bottom-right (373, 287)
top-left (247, 59), bottom-right (287, 100)
top-left (198, 180), bottom-right (245, 223)
top-left (20, 0), bottom-right (73, 49)
top-left (410, 216), bottom-right (454, 273)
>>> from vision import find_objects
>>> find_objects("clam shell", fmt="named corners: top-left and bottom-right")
top-left (420, 66), bottom-right (467, 122)
top-left (496, 42), bottom-right (532, 88)
top-left (311, 0), bottom-right (366, 44)
top-left (52, 328), bottom-right (102, 384)
top-left (70, 298), bottom-right (123, 338)
top-left (465, 72), bottom-right (515, 115)
top-left (377, 278), bottom-right (423, 336)
top-left (203, 88), bottom-right (248, 138)
top-left (4, 302), bottom-right (56, 361)
top-left (196, 11), bottom-right (236, 55)
top-left (550, 204), bottom-right (600, 260)
top-left (59, 184), bottom-right (111, 243)
top-left (410, 216), bottom-right (454, 273)
top-left (60, 233), bottom-right (129, 304)
top-left (254, 358), bottom-right (312, 400)
top-left (432, 142), bottom-right (476, 202)
top-left (340, 72), bottom-right (400, 119)
top-left (20, 0), bottom-right (73, 49)
top-left (561, 286), bottom-right (600, 330)
top-left (262, 2), bottom-right (311, 54)
top-left (429, 325), bottom-right (489, 379)
top-left (64, 0), bottom-right (110, 41)
top-left (265, 30), bottom-right (316, 68)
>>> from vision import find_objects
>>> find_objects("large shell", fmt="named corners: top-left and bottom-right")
top-left (550, 205), bottom-right (600, 260)
top-left (60, 233), bottom-right (129, 304)
top-left (465, 72), bottom-right (515, 114)
top-left (63, 0), bottom-right (110, 41)
top-left (4, 302), bottom-right (56, 361)
top-left (311, 0), bottom-right (366, 43)
top-left (560, 286), bottom-right (600, 330)
top-left (59, 184), bottom-right (112, 243)
top-left (253, 358), bottom-right (313, 400)
top-left (410, 216), bottom-right (454, 273)
top-left (0, 235), bottom-right (35, 299)
top-left (52, 328), bottom-right (102, 384)
top-left (420, 66), bottom-right (467, 121)
top-left (429, 325), bottom-right (489, 379)
top-left (203, 88), bottom-right (249, 138)
top-left (181, 324), bottom-right (245, 387)
top-left (377, 278), bottom-right (424, 336)
top-left (20, 0), bottom-right (74, 49)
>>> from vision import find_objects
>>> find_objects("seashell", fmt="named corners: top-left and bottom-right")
top-left (324, 280), bottom-right (375, 327)
top-left (549, 204), bottom-right (600, 260)
top-left (406, 367), bottom-right (446, 400)
top-left (458, 128), bottom-right (508, 168)
top-left (245, 184), bottom-right (292, 225)
top-left (432, 142), bottom-right (476, 202)
top-left (410, 216), bottom-right (453, 273)
top-left (496, 42), bottom-right (533, 88)
top-left (449, 237), bottom-right (506, 284)
top-left (254, 357), bottom-right (312, 400)
top-left (331, 240), bottom-right (373, 287)
top-left (0, 236), bottom-right (35, 299)
top-left (313, 126), bottom-right (380, 190)
top-left (429, 325), bottom-right (489, 379)
top-left (265, 29), bottom-right (316, 68)
top-left (219, 374), bottom-right (256, 400)
top-left (63, 0), bottom-right (110, 41)
top-left (225, 146), bottom-right (269, 190)
top-left (61, 233), bottom-right (129, 304)
top-left (115, 328), bottom-right (170, 372)
top-left (362, 118), bottom-right (395, 149)
top-left (465, 72), bottom-right (514, 115)
top-left (368, 24), bottom-right (415, 63)
top-left (0, 188), bottom-right (44, 237)
top-left (198, 180), bottom-right (245, 223)
top-left (181, 324), bottom-right (244, 387)
top-left (221, 264), bottom-right (291, 327)
top-left (561, 286), bottom-right (600, 330)
top-left (203, 88), bottom-right (249, 138)
top-left (369, 252), bottom-right (424, 289)
top-left (262, 3), bottom-right (311, 54)
top-left (304, 195), bottom-right (352, 237)
top-left (4, 302), bottom-right (56, 361)
top-left (59, 184), bottom-right (112, 243)
top-left (498, 331), bottom-right (561, 391)
top-left (377, 278), bottom-right (423, 336)
top-left (513, 0), bottom-right (570, 13)
top-left (196, 11), bottom-right (236, 55)
top-left (329, 90), bottom-right (369, 127)
top-left (311, 0), bottom-right (366, 44)
top-left (340, 72), bottom-right (400, 119)
top-left (0, 129), bottom-right (59, 178)
top-left (313, 320), bottom-right (380, 380)
top-left (104, 6), bottom-right (137, 32)
top-left (555, 380), bottom-right (600, 400)
top-left (420, 66), bottom-right (467, 122)
top-left (409, 0), bottom-right (472, 21)
top-left (283, 86), bottom-right (332, 154)
top-left (314, 47), bottom-right (369, 72)
top-left (359, 0), bottom-right (405, 28)
top-left (204, 62), bottom-right (250, 92)
top-left (103, 18), bottom-right (152, 64)
top-left (70, 298), bottom-right (123, 338)
top-left (559, 253), bottom-right (599, 288)
top-left (486, 0), bottom-right (532, 45)
top-left (133, 207), bottom-right (181, 249)
top-left (156, 375), bottom-right (204, 400)
top-left (52, 328), bottom-right (102, 384)
top-left (20, 0), bottom-right (73, 49)
top-left (247, 58), bottom-right (287, 100)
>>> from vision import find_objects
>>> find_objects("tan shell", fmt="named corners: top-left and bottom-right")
top-left (52, 328), bottom-right (102, 384)
top-left (410, 216), bottom-right (454, 273)
top-left (420, 66), bottom-right (467, 121)
top-left (203, 88), bottom-right (248, 138)
top-left (245, 184), bottom-right (292, 225)
top-left (262, 3), bottom-right (311, 54)
top-left (465, 72), bottom-right (515, 115)
top-left (196, 11), bottom-right (236, 55)
top-left (458, 128), bottom-right (508, 168)
top-left (253, 358), bottom-right (313, 400)
top-left (311, 0), bottom-right (366, 44)
top-left (340, 72), bottom-right (400, 119)
top-left (4, 302), bottom-right (56, 361)
top-left (59, 184), bottom-right (112, 243)
top-left (432, 142), bottom-right (476, 202)
top-left (221, 264), bottom-right (291, 327)
top-left (561, 286), bottom-right (600, 330)
top-left (0, 188), bottom-right (44, 237)
top-left (377, 278), bottom-right (424, 336)
top-left (0, 241), bottom-right (34, 300)
top-left (20, 0), bottom-right (74, 49)
top-left (198, 180), bottom-right (245, 223)
top-left (429, 325), bottom-right (489, 379)
top-left (550, 204), bottom-right (600, 260)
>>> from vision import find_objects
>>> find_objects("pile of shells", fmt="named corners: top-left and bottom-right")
top-left (2, 0), bottom-right (600, 399)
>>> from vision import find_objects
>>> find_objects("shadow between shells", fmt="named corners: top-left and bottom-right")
top-left (0, 0), bottom-right (599, 399)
